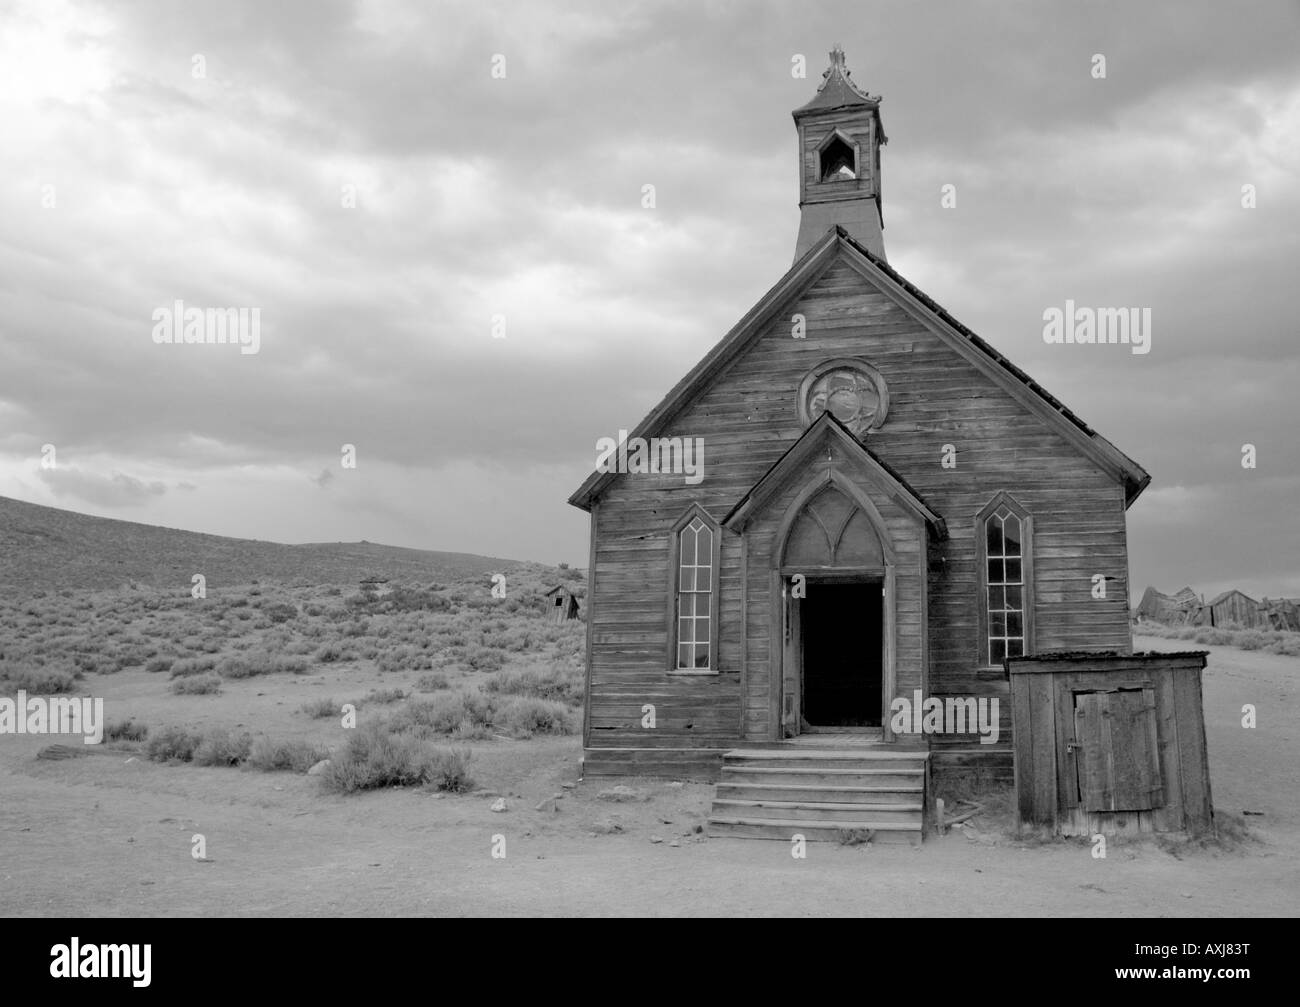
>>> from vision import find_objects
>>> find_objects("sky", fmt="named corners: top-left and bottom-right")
top-left (1, 0), bottom-right (1297, 600)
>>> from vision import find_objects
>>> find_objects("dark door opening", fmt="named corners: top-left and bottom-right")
top-left (801, 581), bottom-right (883, 728)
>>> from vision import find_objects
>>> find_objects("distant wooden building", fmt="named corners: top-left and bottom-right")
top-left (1205, 589), bottom-right (1261, 629)
top-left (1262, 598), bottom-right (1300, 632)
top-left (1137, 584), bottom-right (1300, 633)
top-left (544, 586), bottom-right (581, 624)
top-left (1135, 585), bottom-right (1201, 625)
top-left (568, 49), bottom-right (1152, 837)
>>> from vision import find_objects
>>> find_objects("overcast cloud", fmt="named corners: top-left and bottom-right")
top-left (1, 0), bottom-right (1297, 600)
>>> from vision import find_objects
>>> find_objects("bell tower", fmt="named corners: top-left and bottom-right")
top-left (792, 46), bottom-right (887, 262)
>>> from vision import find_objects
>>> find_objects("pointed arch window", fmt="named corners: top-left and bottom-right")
top-left (668, 506), bottom-right (721, 672)
top-left (977, 493), bottom-right (1034, 667)
top-left (820, 134), bottom-right (857, 182)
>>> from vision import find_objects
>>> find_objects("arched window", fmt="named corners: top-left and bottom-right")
top-left (819, 135), bottom-right (856, 182)
top-left (669, 507), bottom-right (720, 671)
top-left (781, 483), bottom-right (884, 571)
top-left (977, 493), bottom-right (1034, 666)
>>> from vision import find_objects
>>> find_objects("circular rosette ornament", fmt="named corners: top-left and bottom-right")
top-left (798, 359), bottom-right (889, 436)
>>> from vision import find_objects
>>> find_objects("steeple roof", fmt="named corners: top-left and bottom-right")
top-left (794, 45), bottom-right (882, 119)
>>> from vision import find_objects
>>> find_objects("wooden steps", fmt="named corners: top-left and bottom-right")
top-left (707, 748), bottom-right (928, 844)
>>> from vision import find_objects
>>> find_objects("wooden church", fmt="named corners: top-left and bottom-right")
top-left (569, 49), bottom-right (1152, 839)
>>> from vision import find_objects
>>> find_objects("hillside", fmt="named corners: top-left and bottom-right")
top-left (0, 495), bottom-right (521, 593)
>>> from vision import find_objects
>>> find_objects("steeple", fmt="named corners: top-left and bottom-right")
top-left (792, 46), bottom-right (887, 262)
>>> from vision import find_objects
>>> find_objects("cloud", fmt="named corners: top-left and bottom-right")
top-left (0, 0), bottom-right (1296, 583)
top-left (37, 466), bottom-right (167, 507)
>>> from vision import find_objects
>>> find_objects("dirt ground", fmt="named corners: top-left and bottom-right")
top-left (1, 635), bottom-right (1296, 916)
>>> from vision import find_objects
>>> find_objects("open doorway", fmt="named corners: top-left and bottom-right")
top-left (800, 580), bottom-right (883, 729)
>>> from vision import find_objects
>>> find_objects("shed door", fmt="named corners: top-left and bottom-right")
top-left (1073, 688), bottom-right (1164, 812)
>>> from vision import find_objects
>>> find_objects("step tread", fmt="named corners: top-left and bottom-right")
top-left (723, 766), bottom-right (924, 776)
top-left (716, 783), bottom-right (923, 794)
top-left (708, 816), bottom-right (920, 832)
top-left (713, 798), bottom-right (923, 812)
top-left (713, 803), bottom-right (921, 814)
top-left (725, 749), bottom-right (928, 761)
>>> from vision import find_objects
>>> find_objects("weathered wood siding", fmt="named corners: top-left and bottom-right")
top-left (586, 252), bottom-right (1133, 753)
top-left (1208, 590), bottom-right (1261, 628)
top-left (798, 108), bottom-right (878, 206)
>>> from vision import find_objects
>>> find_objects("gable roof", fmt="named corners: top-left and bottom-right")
top-left (722, 411), bottom-right (946, 538)
top-left (569, 226), bottom-right (1151, 512)
top-left (1209, 589), bottom-right (1257, 606)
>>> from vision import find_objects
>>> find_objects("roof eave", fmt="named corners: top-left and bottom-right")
top-left (830, 228), bottom-right (1153, 500)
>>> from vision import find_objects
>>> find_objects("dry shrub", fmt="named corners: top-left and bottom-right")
top-left (2, 667), bottom-right (78, 694)
top-left (219, 653), bottom-right (310, 678)
top-left (145, 726), bottom-right (202, 762)
top-left (246, 736), bottom-right (329, 773)
top-left (484, 664), bottom-right (582, 706)
top-left (300, 697), bottom-right (338, 719)
top-left (492, 696), bottom-right (575, 738)
top-left (193, 729), bottom-right (253, 766)
top-left (323, 723), bottom-right (472, 793)
top-left (169, 657), bottom-right (216, 678)
top-left (104, 719), bottom-right (149, 742)
top-left (171, 673), bottom-right (222, 695)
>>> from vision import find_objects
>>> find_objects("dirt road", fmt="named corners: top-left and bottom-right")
top-left (1, 636), bottom-right (1295, 916)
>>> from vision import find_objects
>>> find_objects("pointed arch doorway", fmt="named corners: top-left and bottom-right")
top-left (775, 473), bottom-right (896, 739)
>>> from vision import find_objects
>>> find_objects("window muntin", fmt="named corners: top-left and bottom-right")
top-left (985, 506), bottom-right (1025, 664)
top-left (676, 517), bottom-right (713, 670)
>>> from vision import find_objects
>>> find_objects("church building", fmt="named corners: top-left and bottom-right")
top-left (568, 49), bottom-right (1150, 839)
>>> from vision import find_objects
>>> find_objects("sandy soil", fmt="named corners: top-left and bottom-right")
top-left (1, 635), bottom-right (1296, 916)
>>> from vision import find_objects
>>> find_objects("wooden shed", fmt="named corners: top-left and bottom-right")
top-left (1206, 589), bottom-right (1262, 629)
top-left (544, 586), bottom-right (581, 624)
top-left (1007, 652), bottom-right (1213, 837)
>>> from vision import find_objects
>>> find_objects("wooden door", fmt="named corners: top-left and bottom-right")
top-left (1073, 688), bottom-right (1164, 812)
top-left (781, 581), bottom-right (801, 737)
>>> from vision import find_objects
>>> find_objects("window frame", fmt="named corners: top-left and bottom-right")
top-left (815, 128), bottom-right (862, 185)
top-left (975, 492), bottom-right (1035, 669)
top-left (666, 504), bottom-right (722, 675)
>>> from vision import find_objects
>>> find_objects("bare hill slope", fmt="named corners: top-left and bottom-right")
top-left (0, 495), bottom-right (517, 593)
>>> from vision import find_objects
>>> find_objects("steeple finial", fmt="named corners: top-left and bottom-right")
top-left (796, 46), bottom-right (881, 112)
